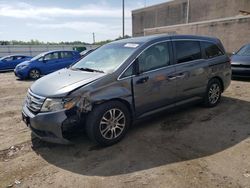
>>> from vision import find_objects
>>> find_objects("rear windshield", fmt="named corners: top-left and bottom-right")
top-left (72, 42), bottom-right (140, 73)
top-left (236, 45), bottom-right (250, 56)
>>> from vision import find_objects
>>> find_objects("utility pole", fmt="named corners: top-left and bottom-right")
top-left (144, 0), bottom-right (146, 7)
top-left (186, 0), bottom-right (190, 24)
top-left (92, 32), bottom-right (95, 44)
top-left (122, 0), bottom-right (125, 38)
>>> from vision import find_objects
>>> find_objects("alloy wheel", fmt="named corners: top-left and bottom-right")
top-left (99, 108), bottom-right (126, 140)
top-left (208, 83), bottom-right (220, 104)
top-left (30, 69), bottom-right (40, 79)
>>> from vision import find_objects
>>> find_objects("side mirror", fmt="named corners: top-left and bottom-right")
top-left (43, 59), bottom-right (48, 63)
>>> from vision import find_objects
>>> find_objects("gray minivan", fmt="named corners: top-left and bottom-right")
top-left (22, 35), bottom-right (231, 146)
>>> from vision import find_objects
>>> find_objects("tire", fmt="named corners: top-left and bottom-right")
top-left (85, 101), bottom-right (131, 146)
top-left (203, 78), bottom-right (222, 107)
top-left (29, 69), bottom-right (41, 79)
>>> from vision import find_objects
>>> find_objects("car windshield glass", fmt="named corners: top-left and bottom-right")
top-left (0, 56), bottom-right (7, 61)
top-left (236, 45), bottom-right (250, 56)
top-left (30, 53), bottom-right (46, 61)
top-left (71, 42), bottom-right (140, 73)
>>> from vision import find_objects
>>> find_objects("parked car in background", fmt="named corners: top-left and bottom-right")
top-left (0, 55), bottom-right (32, 72)
top-left (22, 35), bottom-right (231, 146)
top-left (14, 50), bottom-right (81, 79)
top-left (80, 49), bottom-right (96, 59)
top-left (231, 44), bottom-right (250, 77)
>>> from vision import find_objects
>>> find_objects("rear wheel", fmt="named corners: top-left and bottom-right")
top-left (203, 78), bottom-right (222, 107)
top-left (29, 69), bottom-right (40, 79)
top-left (85, 101), bottom-right (131, 146)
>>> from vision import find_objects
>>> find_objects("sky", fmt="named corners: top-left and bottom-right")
top-left (0, 0), bottom-right (169, 43)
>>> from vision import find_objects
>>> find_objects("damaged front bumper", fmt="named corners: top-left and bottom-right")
top-left (22, 104), bottom-right (81, 144)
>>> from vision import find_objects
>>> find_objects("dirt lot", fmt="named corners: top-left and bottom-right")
top-left (0, 72), bottom-right (250, 188)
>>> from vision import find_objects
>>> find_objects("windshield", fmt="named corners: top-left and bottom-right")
top-left (30, 52), bottom-right (46, 61)
top-left (71, 42), bottom-right (140, 73)
top-left (236, 45), bottom-right (250, 56)
top-left (0, 56), bottom-right (7, 61)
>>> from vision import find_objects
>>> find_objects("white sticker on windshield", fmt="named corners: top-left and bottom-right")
top-left (124, 43), bottom-right (139, 48)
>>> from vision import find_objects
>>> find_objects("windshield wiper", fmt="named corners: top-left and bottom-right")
top-left (72, 67), bottom-right (104, 73)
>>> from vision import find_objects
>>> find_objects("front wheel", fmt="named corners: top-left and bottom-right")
top-left (29, 69), bottom-right (41, 79)
top-left (85, 101), bottom-right (131, 146)
top-left (203, 78), bottom-right (222, 107)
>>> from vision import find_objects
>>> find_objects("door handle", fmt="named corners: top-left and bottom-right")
top-left (176, 73), bottom-right (185, 79)
top-left (136, 76), bottom-right (149, 84)
top-left (167, 75), bottom-right (177, 80)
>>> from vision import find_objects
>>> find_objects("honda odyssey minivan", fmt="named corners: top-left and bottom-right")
top-left (22, 35), bottom-right (231, 146)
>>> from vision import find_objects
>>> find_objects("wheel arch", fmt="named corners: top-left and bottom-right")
top-left (93, 98), bottom-right (134, 120)
top-left (210, 76), bottom-right (224, 92)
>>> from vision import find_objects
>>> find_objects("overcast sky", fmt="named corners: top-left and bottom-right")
top-left (0, 0), bottom-right (168, 43)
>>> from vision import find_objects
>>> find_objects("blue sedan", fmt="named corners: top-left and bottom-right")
top-left (14, 50), bottom-right (81, 79)
top-left (0, 55), bottom-right (32, 72)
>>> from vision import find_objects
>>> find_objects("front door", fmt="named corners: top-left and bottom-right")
top-left (132, 41), bottom-right (176, 116)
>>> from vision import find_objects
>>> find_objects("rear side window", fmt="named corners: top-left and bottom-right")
top-left (15, 56), bottom-right (25, 60)
top-left (174, 41), bottom-right (201, 63)
top-left (61, 52), bottom-right (73, 59)
top-left (138, 42), bottom-right (170, 73)
top-left (202, 42), bottom-right (224, 59)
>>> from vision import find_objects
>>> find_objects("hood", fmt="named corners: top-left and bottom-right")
top-left (16, 60), bottom-right (32, 67)
top-left (30, 68), bottom-right (106, 97)
top-left (231, 55), bottom-right (250, 65)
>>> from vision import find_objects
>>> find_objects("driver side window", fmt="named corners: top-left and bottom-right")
top-left (44, 52), bottom-right (59, 61)
top-left (138, 42), bottom-right (170, 73)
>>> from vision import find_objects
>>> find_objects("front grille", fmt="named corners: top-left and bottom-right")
top-left (25, 89), bottom-right (45, 113)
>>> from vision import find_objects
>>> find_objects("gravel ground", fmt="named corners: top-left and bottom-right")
top-left (0, 72), bottom-right (250, 188)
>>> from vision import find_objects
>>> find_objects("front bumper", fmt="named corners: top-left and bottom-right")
top-left (22, 104), bottom-right (80, 144)
top-left (14, 69), bottom-right (24, 79)
top-left (14, 68), bottom-right (28, 79)
top-left (231, 67), bottom-right (250, 77)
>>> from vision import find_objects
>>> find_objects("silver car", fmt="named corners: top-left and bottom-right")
top-left (231, 44), bottom-right (250, 77)
top-left (22, 35), bottom-right (231, 146)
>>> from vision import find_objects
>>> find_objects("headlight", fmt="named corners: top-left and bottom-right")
top-left (18, 65), bottom-right (28, 69)
top-left (41, 97), bottom-right (80, 112)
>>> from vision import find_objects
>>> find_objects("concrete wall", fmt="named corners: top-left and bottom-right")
top-left (144, 16), bottom-right (250, 53)
top-left (189, 0), bottom-right (250, 22)
top-left (132, 0), bottom-right (187, 36)
top-left (132, 0), bottom-right (250, 37)
top-left (0, 44), bottom-right (98, 57)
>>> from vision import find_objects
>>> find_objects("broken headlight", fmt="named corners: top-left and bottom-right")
top-left (41, 97), bottom-right (80, 112)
